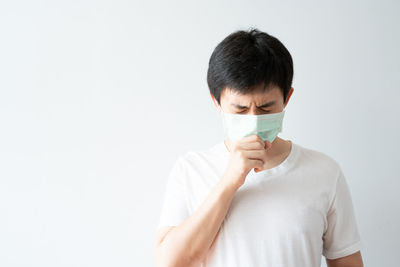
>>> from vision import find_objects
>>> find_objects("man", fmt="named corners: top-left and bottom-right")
top-left (154, 28), bottom-right (363, 267)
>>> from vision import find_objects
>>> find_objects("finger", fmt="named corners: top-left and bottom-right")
top-left (242, 150), bottom-right (267, 161)
top-left (236, 140), bottom-right (265, 150)
top-left (247, 159), bottom-right (264, 170)
top-left (237, 135), bottom-right (265, 148)
top-left (264, 141), bottom-right (272, 149)
top-left (238, 134), bottom-right (264, 144)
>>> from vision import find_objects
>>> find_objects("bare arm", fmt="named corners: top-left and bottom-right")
top-left (155, 178), bottom-right (238, 267)
top-left (326, 251), bottom-right (364, 267)
top-left (154, 135), bottom-right (269, 267)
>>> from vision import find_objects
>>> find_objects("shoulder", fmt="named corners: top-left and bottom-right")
top-left (179, 142), bottom-right (223, 168)
top-left (295, 143), bottom-right (343, 177)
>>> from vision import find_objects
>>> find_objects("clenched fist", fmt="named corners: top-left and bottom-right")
top-left (220, 134), bottom-right (272, 191)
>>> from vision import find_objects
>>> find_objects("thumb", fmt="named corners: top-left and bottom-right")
top-left (264, 140), bottom-right (272, 149)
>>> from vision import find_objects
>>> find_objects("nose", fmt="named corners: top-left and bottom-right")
top-left (246, 107), bottom-right (261, 116)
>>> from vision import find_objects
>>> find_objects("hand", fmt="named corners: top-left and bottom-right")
top-left (220, 134), bottom-right (272, 190)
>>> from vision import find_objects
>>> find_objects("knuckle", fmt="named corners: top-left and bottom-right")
top-left (250, 135), bottom-right (259, 141)
top-left (232, 144), bottom-right (239, 152)
top-left (242, 161), bottom-right (250, 169)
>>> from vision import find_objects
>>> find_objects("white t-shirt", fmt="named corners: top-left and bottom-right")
top-left (157, 140), bottom-right (362, 267)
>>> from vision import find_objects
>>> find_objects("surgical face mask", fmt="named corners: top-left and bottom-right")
top-left (220, 109), bottom-right (285, 143)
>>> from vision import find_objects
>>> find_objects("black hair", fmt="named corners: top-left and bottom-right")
top-left (207, 28), bottom-right (293, 105)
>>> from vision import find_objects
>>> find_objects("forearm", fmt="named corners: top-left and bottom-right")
top-left (157, 178), bottom-right (237, 267)
top-left (326, 251), bottom-right (363, 267)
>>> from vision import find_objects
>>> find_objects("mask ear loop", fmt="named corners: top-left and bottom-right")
top-left (278, 109), bottom-right (285, 133)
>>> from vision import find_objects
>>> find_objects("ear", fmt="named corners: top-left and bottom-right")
top-left (210, 92), bottom-right (222, 111)
top-left (284, 87), bottom-right (294, 108)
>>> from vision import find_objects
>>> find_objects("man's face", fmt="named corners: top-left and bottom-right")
top-left (212, 84), bottom-right (293, 115)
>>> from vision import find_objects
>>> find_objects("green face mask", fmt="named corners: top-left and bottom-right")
top-left (221, 109), bottom-right (285, 143)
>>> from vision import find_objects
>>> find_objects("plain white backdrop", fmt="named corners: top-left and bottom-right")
top-left (0, 0), bottom-right (399, 266)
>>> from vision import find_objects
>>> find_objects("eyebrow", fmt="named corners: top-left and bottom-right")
top-left (232, 101), bottom-right (276, 109)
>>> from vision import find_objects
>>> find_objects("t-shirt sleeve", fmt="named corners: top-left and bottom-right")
top-left (322, 168), bottom-right (363, 259)
top-left (157, 157), bottom-right (190, 230)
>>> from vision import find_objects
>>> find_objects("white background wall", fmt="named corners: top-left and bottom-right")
top-left (1, 0), bottom-right (399, 266)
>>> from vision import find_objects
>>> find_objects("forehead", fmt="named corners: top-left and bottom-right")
top-left (220, 85), bottom-right (283, 104)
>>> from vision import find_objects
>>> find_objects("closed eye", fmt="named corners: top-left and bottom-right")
top-left (236, 109), bottom-right (271, 114)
